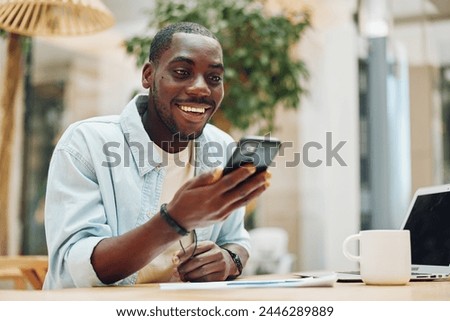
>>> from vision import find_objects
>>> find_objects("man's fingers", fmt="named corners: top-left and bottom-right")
top-left (185, 167), bottom-right (223, 189)
top-left (217, 166), bottom-right (257, 193)
top-left (225, 170), bottom-right (270, 201)
top-left (173, 241), bottom-right (215, 265)
top-left (222, 179), bottom-right (270, 215)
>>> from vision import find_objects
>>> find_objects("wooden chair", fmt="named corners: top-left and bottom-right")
top-left (0, 256), bottom-right (48, 290)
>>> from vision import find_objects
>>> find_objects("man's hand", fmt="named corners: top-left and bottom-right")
top-left (172, 241), bottom-right (238, 282)
top-left (166, 166), bottom-right (271, 231)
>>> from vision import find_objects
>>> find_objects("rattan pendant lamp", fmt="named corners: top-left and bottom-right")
top-left (0, 0), bottom-right (114, 255)
top-left (0, 0), bottom-right (114, 36)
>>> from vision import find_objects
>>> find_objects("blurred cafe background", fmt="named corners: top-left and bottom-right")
top-left (1, 0), bottom-right (450, 284)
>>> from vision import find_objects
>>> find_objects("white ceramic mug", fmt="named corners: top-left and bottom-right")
top-left (342, 230), bottom-right (411, 285)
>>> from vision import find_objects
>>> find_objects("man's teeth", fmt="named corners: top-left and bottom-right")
top-left (180, 105), bottom-right (206, 114)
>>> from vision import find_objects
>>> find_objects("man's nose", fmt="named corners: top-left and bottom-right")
top-left (186, 76), bottom-right (211, 97)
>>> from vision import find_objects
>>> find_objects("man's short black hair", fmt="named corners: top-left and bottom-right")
top-left (149, 22), bottom-right (219, 63)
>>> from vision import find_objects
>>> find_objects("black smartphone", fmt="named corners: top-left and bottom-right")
top-left (223, 136), bottom-right (282, 175)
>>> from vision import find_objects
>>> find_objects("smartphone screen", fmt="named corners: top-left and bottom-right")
top-left (223, 136), bottom-right (282, 175)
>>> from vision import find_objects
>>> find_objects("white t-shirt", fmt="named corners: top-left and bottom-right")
top-left (137, 141), bottom-right (195, 283)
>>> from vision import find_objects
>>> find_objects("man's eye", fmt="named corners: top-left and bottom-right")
top-left (174, 69), bottom-right (189, 77)
top-left (209, 75), bottom-right (222, 83)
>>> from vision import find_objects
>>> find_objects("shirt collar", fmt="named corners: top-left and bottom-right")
top-left (120, 94), bottom-right (162, 176)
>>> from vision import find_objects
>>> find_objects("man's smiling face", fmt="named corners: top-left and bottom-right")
top-left (143, 32), bottom-right (225, 141)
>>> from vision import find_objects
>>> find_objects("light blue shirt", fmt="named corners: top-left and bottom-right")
top-left (43, 95), bottom-right (250, 289)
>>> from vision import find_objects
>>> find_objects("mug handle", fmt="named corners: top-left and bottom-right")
top-left (342, 234), bottom-right (360, 262)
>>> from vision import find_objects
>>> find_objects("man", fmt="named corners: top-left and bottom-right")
top-left (43, 22), bottom-right (271, 289)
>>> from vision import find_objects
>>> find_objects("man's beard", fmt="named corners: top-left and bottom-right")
top-left (151, 86), bottom-right (206, 141)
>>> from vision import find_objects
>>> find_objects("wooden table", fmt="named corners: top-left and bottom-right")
top-left (0, 273), bottom-right (449, 301)
top-left (0, 256), bottom-right (48, 290)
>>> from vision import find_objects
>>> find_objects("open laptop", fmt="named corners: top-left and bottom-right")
top-left (337, 184), bottom-right (450, 282)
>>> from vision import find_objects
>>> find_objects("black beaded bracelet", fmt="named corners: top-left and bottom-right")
top-left (160, 203), bottom-right (189, 236)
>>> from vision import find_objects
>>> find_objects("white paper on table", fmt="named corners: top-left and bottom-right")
top-left (159, 273), bottom-right (337, 290)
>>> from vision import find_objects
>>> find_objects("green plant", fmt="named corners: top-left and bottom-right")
top-left (125, 0), bottom-right (310, 133)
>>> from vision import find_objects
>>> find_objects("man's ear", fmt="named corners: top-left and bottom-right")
top-left (142, 62), bottom-right (154, 89)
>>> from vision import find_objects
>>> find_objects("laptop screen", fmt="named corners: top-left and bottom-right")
top-left (403, 191), bottom-right (450, 267)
